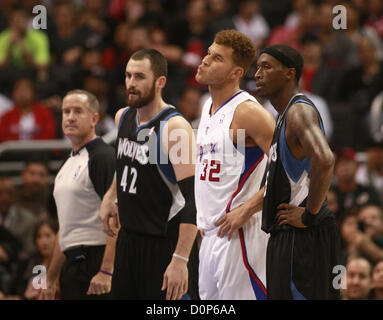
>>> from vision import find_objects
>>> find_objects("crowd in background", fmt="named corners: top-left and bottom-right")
top-left (0, 0), bottom-right (383, 300)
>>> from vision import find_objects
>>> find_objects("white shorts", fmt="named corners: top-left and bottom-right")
top-left (198, 212), bottom-right (269, 300)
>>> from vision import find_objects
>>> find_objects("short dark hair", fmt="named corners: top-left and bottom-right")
top-left (130, 49), bottom-right (168, 79)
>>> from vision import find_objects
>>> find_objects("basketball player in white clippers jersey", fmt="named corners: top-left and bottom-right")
top-left (194, 30), bottom-right (275, 300)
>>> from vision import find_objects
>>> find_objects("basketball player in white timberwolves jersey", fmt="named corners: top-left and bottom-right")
top-left (194, 30), bottom-right (275, 300)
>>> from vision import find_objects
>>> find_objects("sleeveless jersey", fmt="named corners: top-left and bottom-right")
top-left (261, 94), bottom-right (334, 234)
top-left (195, 90), bottom-right (267, 231)
top-left (116, 106), bottom-right (185, 237)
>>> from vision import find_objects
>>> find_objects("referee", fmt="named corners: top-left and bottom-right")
top-left (40, 90), bottom-right (116, 300)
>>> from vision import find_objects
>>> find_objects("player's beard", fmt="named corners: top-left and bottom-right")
top-left (126, 81), bottom-right (156, 109)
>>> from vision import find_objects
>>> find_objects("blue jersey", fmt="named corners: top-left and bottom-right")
top-left (261, 94), bottom-right (334, 234)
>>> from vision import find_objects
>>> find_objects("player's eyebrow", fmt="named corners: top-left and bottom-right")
top-left (125, 71), bottom-right (147, 78)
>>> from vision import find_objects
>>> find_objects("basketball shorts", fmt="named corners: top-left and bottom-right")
top-left (266, 217), bottom-right (341, 300)
top-left (111, 227), bottom-right (199, 300)
top-left (199, 212), bottom-right (269, 300)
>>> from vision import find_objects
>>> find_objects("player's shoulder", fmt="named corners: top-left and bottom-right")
top-left (165, 113), bottom-right (192, 131)
top-left (235, 98), bottom-right (275, 124)
top-left (287, 101), bottom-right (318, 124)
top-left (114, 106), bottom-right (130, 127)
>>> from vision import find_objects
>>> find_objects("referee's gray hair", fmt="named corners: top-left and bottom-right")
top-left (65, 89), bottom-right (100, 114)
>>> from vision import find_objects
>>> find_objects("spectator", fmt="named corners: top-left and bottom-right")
top-left (0, 77), bottom-right (57, 142)
top-left (176, 87), bottom-right (203, 129)
top-left (369, 91), bottom-right (383, 143)
top-left (0, 8), bottom-right (50, 89)
top-left (356, 142), bottom-right (383, 204)
top-left (207, 0), bottom-right (235, 34)
top-left (232, 0), bottom-right (269, 49)
top-left (101, 22), bottom-right (130, 74)
top-left (49, 1), bottom-right (86, 66)
top-left (369, 259), bottom-right (383, 299)
top-left (342, 256), bottom-right (372, 300)
top-left (339, 208), bottom-right (383, 265)
top-left (284, 0), bottom-right (312, 30)
top-left (83, 71), bottom-right (115, 137)
top-left (171, 0), bottom-right (213, 57)
top-left (327, 187), bottom-right (340, 221)
top-left (48, 1), bottom-right (90, 96)
top-left (343, 2), bottom-right (383, 58)
top-left (171, 0), bottom-right (213, 88)
top-left (299, 33), bottom-right (339, 103)
top-left (365, 0), bottom-right (383, 41)
top-left (266, 0), bottom-right (316, 50)
top-left (339, 212), bottom-right (361, 264)
top-left (332, 147), bottom-right (381, 222)
top-left (108, 0), bottom-right (146, 24)
top-left (0, 92), bottom-right (12, 118)
top-left (358, 204), bottom-right (383, 249)
top-left (317, 2), bottom-right (359, 72)
top-left (12, 220), bottom-right (59, 300)
top-left (0, 225), bottom-right (21, 296)
top-left (78, 0), bottom-right (113, 51)
top-left (338, 37), bottom-right (383, 148)
top-left (16, 159), bottom-right (56, 222)
top-left (0, 177), bottom-right (36, 261)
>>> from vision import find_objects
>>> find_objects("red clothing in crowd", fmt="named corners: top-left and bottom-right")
top-left (0, 102), bottom-right (57, 142)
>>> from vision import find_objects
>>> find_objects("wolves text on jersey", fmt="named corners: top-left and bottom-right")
top-left (117, 137), bottom-right (149, 165)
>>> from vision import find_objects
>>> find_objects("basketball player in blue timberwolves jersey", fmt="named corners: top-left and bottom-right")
top-left (254, 45), bottom-right (341, 299)
top-left (99, 49), bottom-right (198, 300)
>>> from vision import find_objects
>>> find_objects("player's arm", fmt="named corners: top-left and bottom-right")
top-left (286, 103), bottom-right (334, 215)
top-left (276, 103), bottom-right (335, 228)
top-left (87, 234), bottom-right (117, 295)
top-left (161, 115), bottom-right (198, 300)
top-left (88, 144), bottom-right (118, 295)
top-left (216, 100), bottom-right (275, 239)
top-left (40, 232), bottom-right (66, 300)
top-left (99, 107), bottom-right (128, 236)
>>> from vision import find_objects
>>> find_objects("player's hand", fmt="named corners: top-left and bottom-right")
top-left (99, 198), bottom-right (119, 237)
top-left (276, 204), bottom-right (307, 228)
top-left (161, 258), bottom-right (188, 300)
top-left (215, 205), bottom-right (250, 240)
top-left (87, 271), bottom-right (112, 296)
top-left (39, 280), bottom-right (56, 300)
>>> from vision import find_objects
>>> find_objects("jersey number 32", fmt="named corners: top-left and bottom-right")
top-left (200, 159), bottom-right (221, 182)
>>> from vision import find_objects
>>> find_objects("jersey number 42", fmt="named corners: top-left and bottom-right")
top-left (120, 165), bottom-right (138, 194)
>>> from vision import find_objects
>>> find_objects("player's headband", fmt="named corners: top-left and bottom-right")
top-left (258, 45), bottom-right (303, 81)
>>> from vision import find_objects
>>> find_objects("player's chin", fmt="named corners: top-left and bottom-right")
top-left (195, 73), bottom-right (207, 85)
top-left (254, 87), bottom-right (267, 98)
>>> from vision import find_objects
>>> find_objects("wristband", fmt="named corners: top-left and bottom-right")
top-left (99, 269), bottom-right (113, 277)
top-left (172, 253), bottom-right (189, 263)
top-left (301, 209), bottom-right (318, 227)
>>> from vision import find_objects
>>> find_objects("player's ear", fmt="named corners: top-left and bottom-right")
top-left (156, 76), bottom-right (167, 90)
top-left (286, 68), bottom-right (296, 82)
top-left (231, 67), bottom-right (244, 80)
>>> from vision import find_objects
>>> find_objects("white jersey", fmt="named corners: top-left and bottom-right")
top-left (195, 90), bottom-right (267, 231)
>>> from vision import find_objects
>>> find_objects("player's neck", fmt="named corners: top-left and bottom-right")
top-left (269, 86), bottom-right (300, 115)
top-left (136, 97), bottom-right (167, 126)
top-left (209, 84), bottom-right (241, 114)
